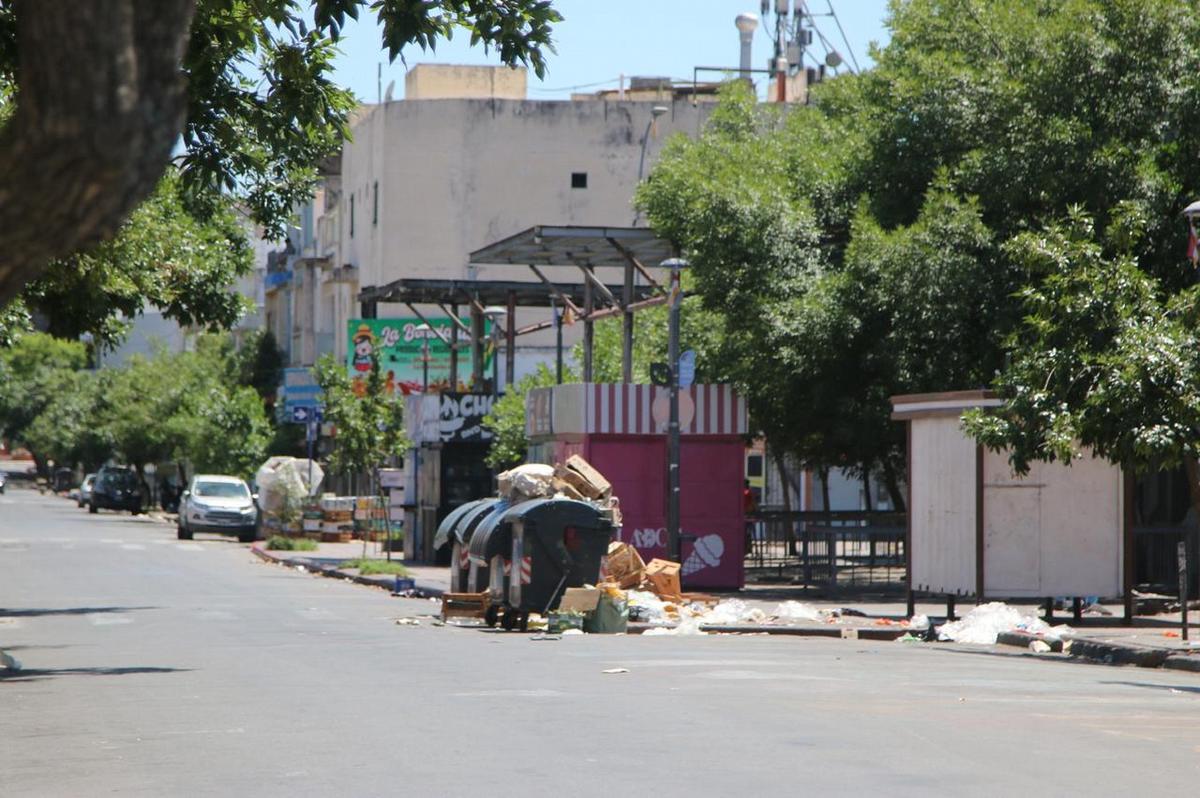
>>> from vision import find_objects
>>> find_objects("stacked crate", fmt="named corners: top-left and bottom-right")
top-left (354, 495), bottom-right (389, 540)
top-left (319, 496), bottom-right (355, 543)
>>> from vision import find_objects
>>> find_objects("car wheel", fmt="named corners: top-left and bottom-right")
top-left (88, 501), bottom-right (98, 514)
top-left (177, 521), bottom-right (192, 540)
top-left (237, 527), bottom-right (256, 544)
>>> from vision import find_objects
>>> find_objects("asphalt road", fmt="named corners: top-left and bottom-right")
top-left (3, 486), bottom-right (1200, 797)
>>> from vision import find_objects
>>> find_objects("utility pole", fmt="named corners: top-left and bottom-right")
top-left (662, 258), bottom-right (688, 561)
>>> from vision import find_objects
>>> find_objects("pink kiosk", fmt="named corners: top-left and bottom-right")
top-left (526, 383), bottom-right (748, 590)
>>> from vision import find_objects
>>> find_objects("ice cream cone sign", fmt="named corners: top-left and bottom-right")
top-left (682, 534), bottom-right (725, 576)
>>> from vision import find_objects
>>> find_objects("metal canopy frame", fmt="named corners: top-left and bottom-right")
top-left (466, 225), bottom-right (677, 383)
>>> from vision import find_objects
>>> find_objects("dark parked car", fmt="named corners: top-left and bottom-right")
top-left (89, 467), bottom-right (144, 514)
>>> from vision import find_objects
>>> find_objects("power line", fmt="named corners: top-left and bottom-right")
top-left (825, 1), bottom-right (862, 73)
top-left (529, 77), bottom-right (621, 93)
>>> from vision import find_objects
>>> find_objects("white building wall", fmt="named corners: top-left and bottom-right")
top-left (334, 92), bottom-right (710, 367)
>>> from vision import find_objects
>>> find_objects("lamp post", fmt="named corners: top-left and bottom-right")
top-left (482, 305), bottom-right (508, 395)
top-left (661, 257), bottom-right (688, 561)
top-left (632, 106), bottom-right (669, 226)
top-left (413, 322), bottom-right (433, 391)
top-left (1184, 201), bottom-right (1200, 266)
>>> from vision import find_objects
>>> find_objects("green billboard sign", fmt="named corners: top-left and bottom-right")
top-left (347, 318), bottom-right (492, 395)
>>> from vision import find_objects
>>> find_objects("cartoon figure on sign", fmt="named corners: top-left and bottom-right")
top-left (351, 324), bottom-right (375, 373)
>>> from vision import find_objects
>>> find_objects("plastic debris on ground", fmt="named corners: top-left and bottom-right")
top-left (1029, 640), bottom-right (1052, 653)
top-left (907, 614), bottom-right (931, 631)
top-left (601, 668), bottom-right (629, 674)
top-left (936, 602), bottom-right (1074, 645)
top-left (771, 601), bottom-right (823, 623)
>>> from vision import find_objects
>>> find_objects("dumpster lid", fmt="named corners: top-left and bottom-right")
top-left (433, 499), bottom-right (491, 551)
top-left (468, 499), bottom-right (517, 562)
top-left (502, 497), bottom-right (611, 529)
top-left (454, 498), bottom-right (506, 546)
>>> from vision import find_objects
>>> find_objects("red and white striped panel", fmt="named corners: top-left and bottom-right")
top-left (519, 556), bottom-right (532, 585)
top-left (586, 383), bottom-right (746, 436)
top-left (502, 559), bottom-right (512, 577)
top-left (458, 545), bottom-right (470, 571)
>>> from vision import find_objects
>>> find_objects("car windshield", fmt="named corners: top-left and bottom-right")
top-left (101, 471), bottom-right (137, 488)
top-left (194, 481), bottom-right (249, 499)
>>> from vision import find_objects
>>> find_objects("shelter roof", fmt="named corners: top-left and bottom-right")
top-left (468, 225), bottom-right (675, 269)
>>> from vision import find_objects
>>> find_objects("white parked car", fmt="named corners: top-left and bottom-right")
top-left (178, 475), bottom-right (259, 543)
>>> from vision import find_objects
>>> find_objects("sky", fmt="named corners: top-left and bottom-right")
top-left (329, 1), bottom-right (894, 103)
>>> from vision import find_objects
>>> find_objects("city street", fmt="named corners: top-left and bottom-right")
top-left (1, 486), bottom-right (1199, 796)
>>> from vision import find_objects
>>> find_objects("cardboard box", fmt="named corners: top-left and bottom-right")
top-left (557, 586), bottom-right (601, 614)
top-left (564, 454), bottom-right (611, 498)
top-left (606, 541), bottom-right (646, 589)
top-left (644, 559), bottom-right (682, 601)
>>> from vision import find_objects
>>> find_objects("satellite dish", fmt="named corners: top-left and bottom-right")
top-left (383, 80), bottom-right (395, 102)
top-left (825, 50), bottom-right (843, 68)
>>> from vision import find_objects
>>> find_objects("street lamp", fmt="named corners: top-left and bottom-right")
top-left (632, 105), bottom-right (670, 225)
top-left (413, 322), bottom-right (433, 391)
top-left (1185, 201), bottom-right (1200, 265)
top-left (482, 305), bottom-right (507, 395)
top-left (660, 256), bottom-right (689, 561)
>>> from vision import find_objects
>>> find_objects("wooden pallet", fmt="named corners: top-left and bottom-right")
top-left (441, 591), bottom-right (490, 620)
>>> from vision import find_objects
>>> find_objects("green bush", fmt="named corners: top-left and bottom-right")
top-left (265, 535), bottom-right (318, 551)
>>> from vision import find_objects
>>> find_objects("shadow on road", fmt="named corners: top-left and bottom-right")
top-left (0, 605), bottom-right (157, 618)
top-left (0, 665), bottom-right (190, 683)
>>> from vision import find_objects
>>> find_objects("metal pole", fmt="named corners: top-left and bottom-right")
top-left (622, 259), bottom-right (634, 383)
top-left (554, 299), bottom-right (564, 385)
top-left (506, 290), bottom-right (516, 388)
top-left (583, 272), bottom-right (594, 382)
top-left (449, 302), bottom-right (459, 390)
top-left (1180, 540), bottom-right (1189, 641)
top-left (422, 341), bottom-right (429, 391)
top-left (667, 263), bottom-right (682, 562)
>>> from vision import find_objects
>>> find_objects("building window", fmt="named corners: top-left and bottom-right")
top-left (349, 194), bottom-right (355, 238)
top-left (571, 172), bottom-right (588, 189)
top-left (372, 181), bottom-right (379, 225)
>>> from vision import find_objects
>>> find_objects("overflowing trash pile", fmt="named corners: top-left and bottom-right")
top-left (936, 602), bottom-right (1074, 645)
top-left (496, 455), bottom-right (622, 525)
top-left (256, 456), bottom-right (324, 534)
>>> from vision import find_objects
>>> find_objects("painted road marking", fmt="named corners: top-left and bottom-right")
top-left (175, 543), bottom-right (204, 552)
top-left (120, 543), bottom-right (146, 551)
top-left (100, 538), bottom-right (124, 544)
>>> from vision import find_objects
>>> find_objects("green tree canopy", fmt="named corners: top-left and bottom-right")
top-left (0, 1), bottom-right (561, 307)
top-left (638, 0), bottom-right (1200, 503)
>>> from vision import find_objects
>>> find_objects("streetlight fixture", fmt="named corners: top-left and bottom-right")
top-left (413, 322), bottom-right (433, 391)
top-left (482, 305), bottom-right (508, 395)
top-left (660, 256), bottom-right (689, 561)
top-left (632, 105), bottom-right (670, 225)
top-left (1185, 201), bottom-right (1200, 265)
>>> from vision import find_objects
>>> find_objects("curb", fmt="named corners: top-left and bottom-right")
top-left (1163, 654), bottom-right (1200, 673)
top-left (1067, 638), bottom-right (1170, 669)
top-left (250, 544), bottom-right (445, 598)
top-left (995, 630), bottom-right (1066, 653)
top-left (623, 622), bottom-right (918, 639)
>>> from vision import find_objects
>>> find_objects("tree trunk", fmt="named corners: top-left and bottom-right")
top-left (861, 466), bottom-right (874, 512)
top-left (0, 1), bottom-right (197, 307)
top-left (881, 457), bottom-right (906, 513)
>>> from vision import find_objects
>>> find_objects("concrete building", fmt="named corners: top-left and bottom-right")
top-left (275, 64), bottom-right (714, 385)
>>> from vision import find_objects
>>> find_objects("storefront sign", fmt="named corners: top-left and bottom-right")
top-left (347, 318), bottom-right (492, 395)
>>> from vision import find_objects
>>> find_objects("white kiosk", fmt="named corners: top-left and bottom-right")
top-left (892, 390), bottom-right (1132, 621)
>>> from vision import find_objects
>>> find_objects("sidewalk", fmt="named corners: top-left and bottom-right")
top-left (251, 540), bottom-right (450, 596)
